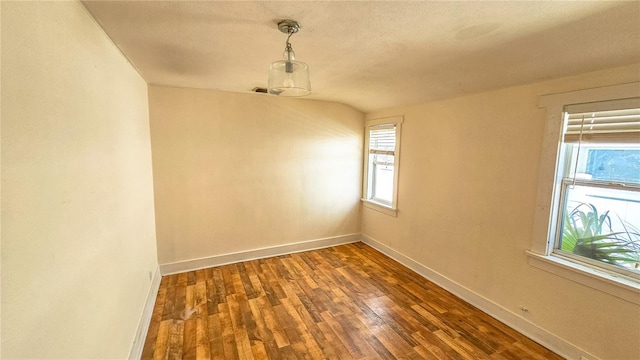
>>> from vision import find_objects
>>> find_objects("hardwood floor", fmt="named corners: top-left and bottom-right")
top-left (142, 242), bottom-right (562, 359)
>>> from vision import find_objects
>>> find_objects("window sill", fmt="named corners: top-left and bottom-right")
top-left (361, 199), bottom-right (398, 217)
top-left (526, 251), bottom-right (640, 305)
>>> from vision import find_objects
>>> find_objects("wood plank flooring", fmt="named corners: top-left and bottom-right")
top-left (142, 242), bottom-right (562, 359)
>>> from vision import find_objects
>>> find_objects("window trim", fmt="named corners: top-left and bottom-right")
top-left (362, 116), bottom-right (403, 216)
top-left (530, 82), bottom-right (640, 301)
top-left (527, 251), bottom-right (640, 305)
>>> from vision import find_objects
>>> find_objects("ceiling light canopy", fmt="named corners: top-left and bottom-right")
top-left (267, 19), bottom-right (311, 97)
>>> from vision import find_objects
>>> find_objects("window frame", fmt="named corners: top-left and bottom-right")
top-left (529, 82), bottom-right (640, 305)
top-left (362, 116), bottom-right (403, 216)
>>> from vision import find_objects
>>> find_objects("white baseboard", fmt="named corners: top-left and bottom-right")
top-left (128, 266), bottom-right (162, 360)
top-left (360, 234), bottom-right (598, 360)
top-left (159, 233), bottom-right (361, 275)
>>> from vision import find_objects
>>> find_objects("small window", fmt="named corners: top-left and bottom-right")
top-left (553, 98), bottom-right (640, 279)
top-left (362, 116), bottom-right (403, 214)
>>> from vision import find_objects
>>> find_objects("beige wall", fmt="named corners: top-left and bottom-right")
top-left (149, 86), bottom-right (363, 264)
top-left (363, 63), bottom-right (640, 359)
top-left (1, 2), bottom-right (158, 358)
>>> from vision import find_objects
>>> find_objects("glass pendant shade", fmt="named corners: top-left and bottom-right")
top-left (268, 60), bottom-right (311, 96)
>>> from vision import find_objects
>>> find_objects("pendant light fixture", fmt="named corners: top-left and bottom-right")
top-left (267, 19), bottom-right (311, 96)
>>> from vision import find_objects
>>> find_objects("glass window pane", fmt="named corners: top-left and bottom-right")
top-left (566, 144), bottom-right (640, 184)
top-left (559, 184), bottom-right (640, 272)
top-left (372, 154), bottom-right (394, 203)
top-left (585, 148), bottom-right (640, 183)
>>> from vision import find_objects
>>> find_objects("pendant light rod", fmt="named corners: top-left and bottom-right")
top-left (281, 20), bottom-right (298, 64)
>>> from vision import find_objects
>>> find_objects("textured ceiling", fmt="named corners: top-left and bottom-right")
top-left (82, 1), bottom-right (640, 113)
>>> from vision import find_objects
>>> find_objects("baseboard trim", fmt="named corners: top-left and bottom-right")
top-left (360, 234), bottom-right (598, 360)
top-left (159, 233), bottom-right (361, 275)
top-left (128, 266), bottom-right (162, 360)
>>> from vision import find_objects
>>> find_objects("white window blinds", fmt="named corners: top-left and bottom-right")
top-left (369, 124), bottom-right (396, 155)
top-left (564, 97), bottom-right (640, 143)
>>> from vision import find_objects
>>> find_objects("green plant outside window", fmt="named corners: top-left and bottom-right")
top-left (560, 201), bottom-right (640, 271)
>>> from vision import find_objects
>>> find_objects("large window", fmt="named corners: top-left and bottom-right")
top-left (362, 116), bottom-right (403, 215)
top-left (552, 98), bottom-right (640, 279)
